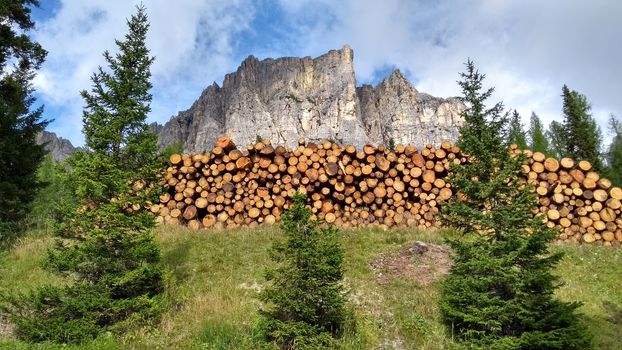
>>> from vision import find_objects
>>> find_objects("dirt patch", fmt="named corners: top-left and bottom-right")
top-left (0, 315), bottom-right (15, 339)
top-left (370, 241), bottom-right (452, 286)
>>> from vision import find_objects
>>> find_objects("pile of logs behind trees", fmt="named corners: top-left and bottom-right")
top-left (518, 146), bottom-right (622, 246)
top-left (149, 136), bottom-right (622, 246)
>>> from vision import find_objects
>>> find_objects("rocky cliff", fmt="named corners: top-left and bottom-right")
top-left (36, 131), bottom-right (76, 161)
top-left (158, 45), bottom-right (464, 151)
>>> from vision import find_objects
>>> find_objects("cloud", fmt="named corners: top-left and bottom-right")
top-left (33, 0), bottom-right (253, 144)
top-left (275, 0), bottom-right (622, 143)
top-left (33, 0), bottom-right (622, 148)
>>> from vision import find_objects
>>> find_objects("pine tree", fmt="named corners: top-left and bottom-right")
top-left (561, 85), bottom-right (603, 170)
top-left (258, 193), bottom-right (348, 349)
top-left (440, 60), bottom-right (592, 349)
top-left (2, 6), bottom-right (163, 343)
top-left (606, 115), bottom-right (622, 187)
top-left (0, 0), bottom-right (49, 246)
top-left (506, 110), bottom-right (528, 149)
top-left (528, 112), bottom-right (550, 155)
top-left (547, 121), bottom-right (566, 159)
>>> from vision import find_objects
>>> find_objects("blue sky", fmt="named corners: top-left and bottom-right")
top-left (26, 0), bottom-right (622, 146)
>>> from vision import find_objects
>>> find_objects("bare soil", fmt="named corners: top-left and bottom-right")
top-left (0, 315), bottom-right (14, 339)
top-left (370, 241), bottom-right (452, 286)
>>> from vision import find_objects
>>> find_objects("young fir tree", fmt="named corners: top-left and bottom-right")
top-left (561, 85), bottom-right (603, 171)
top-left (528, 112), bottom-right (550, 155)
top-left (440, 60), bottom-right (592, 349)
top-left (506, 110), bottom-right (528, 149)
top-left (258, 193), bottom-right (347, 349)
top-left (1, 6), bottom-right (163, 343)
top-left (0, 0), bottom-right (49, 246)
top-left (547, 120), bottom-right (566, 159)
top-left (606, 115), bottom-right (622, 186)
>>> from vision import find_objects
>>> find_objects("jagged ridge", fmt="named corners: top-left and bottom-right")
top-left (157, 45), bottom-right (465, 152)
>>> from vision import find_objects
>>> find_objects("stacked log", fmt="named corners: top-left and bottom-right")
top-left (150, 136), bottom-right (463, 231)
top-left (150, 137), bottom-right (622, 246)
top-left (517, 146), bottom-right (622, 246)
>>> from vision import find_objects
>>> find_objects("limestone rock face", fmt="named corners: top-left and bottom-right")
top-left (357, 70), bottom-right (464, 147)
top-left (158, 46), bottom-right (464, 151)
top-left (36, 131), bottom-right (76, 161)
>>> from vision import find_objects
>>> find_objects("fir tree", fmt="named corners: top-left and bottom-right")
top-left (561, 85), bottom-right (603, 170)
top-left (547, 121), bottom-right (566, 159)
top-left (606, 115), bottom-right (622, 186)
top-left (2, 6), bottom-right (163, 343)
top-left (440, 60), bottom-right (592, 349)
top-left (506, 110), bottom-right (528, 149)
top-left (258, 193), bottom-right (348, 349)
top-left (528, 112), bottom-right (550, 155)
top-left (0, 0), bottom-right (49, 246)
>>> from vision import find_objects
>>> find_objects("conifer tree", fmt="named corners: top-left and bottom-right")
top-left (528, 112), bottom-right (550, 155)
top-left (2, 6), bottom-right (163, 343)
top-left (606, 115), bottom-right (622, 186)
top-left (547, 120), bottom-right (566, 159)
top-left (440, 60), bottom-right (592, 349)
top-left (258, 193), bottom-right (347, 349)
top-left (561, 85), bottom-right (603, 170)
top-left (0, 0), bottom-right (49, 246)
top-left (506, 110), bottom-right (527, 149)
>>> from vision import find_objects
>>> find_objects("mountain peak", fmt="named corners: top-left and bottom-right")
top-left (158, 47), bottom-right (464, 151)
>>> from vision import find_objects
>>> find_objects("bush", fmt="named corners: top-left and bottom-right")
top-left (257, 193), bottom-right (348, 349)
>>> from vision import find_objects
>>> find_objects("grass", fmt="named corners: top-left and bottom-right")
top-left (0, 226), bottom-right (620, 349)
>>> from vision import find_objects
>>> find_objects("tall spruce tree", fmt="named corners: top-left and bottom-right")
top-left (528, 112), bottom-right (550, 155)
top-left (606, 115), bottom-right (622, 186)
top-left (547, 120), bottom-right (566, 159)
top-left (440, 60), bottom-right (591, 349)
top-left (561, 85), bottom-right (603, 170)
top-left (2, 6), bottom-right (163, 343)
top-left (0, 0), bottom-right (49, 246)
top-left (506, 110), bottom-right (528, 149)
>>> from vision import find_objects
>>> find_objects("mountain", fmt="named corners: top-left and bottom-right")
top-left (36, 131), bottom-right (76, 161)
top-left (158, 45), bottom-right (464, 152)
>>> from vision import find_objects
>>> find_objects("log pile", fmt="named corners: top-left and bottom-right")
top-left (517, 146), bottom-right (622, 246)
top-left (150, 136), bottom-right (622, 246)
top-left (151, 136), bottom-right (463, 231)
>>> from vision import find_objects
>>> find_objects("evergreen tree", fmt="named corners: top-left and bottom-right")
top-left (561, 85), bottom-right (603, 170)
top-left (547, 121), bottom-right (566, 159)
top-left (258, 193), bottom-right (348, 349)
top-left (2, 6), bottom-right (163, 343)
top-left (28, 155), bottom-right (77, 228)
top-left (0, 0), bottom-right (49, 246)
top-left (506, 110), bottom-right (528, 149)
top-left (440, 60), bottom-right (592, 349)
top-left (606, 115), bottom-right (622, 186)
top-left (528, 112), bottom-right (550, 155)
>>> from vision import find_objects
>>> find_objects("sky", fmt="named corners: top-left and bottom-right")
top-left (28, 0), bottom-right (622, 147)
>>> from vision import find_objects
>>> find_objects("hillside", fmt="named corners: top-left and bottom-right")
top-left (1, 226), bottom-right (620, 349)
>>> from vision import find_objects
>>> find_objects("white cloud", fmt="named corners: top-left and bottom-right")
top-left (276, 0), bottom-right (622, 145)
top-left (35, 0), bottom-right (622, 148)
top-left (34, 0), bottom-right (253, 144)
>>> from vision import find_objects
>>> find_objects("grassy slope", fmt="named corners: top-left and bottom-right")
top-left (0, 226), bottom-right (620, 349)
